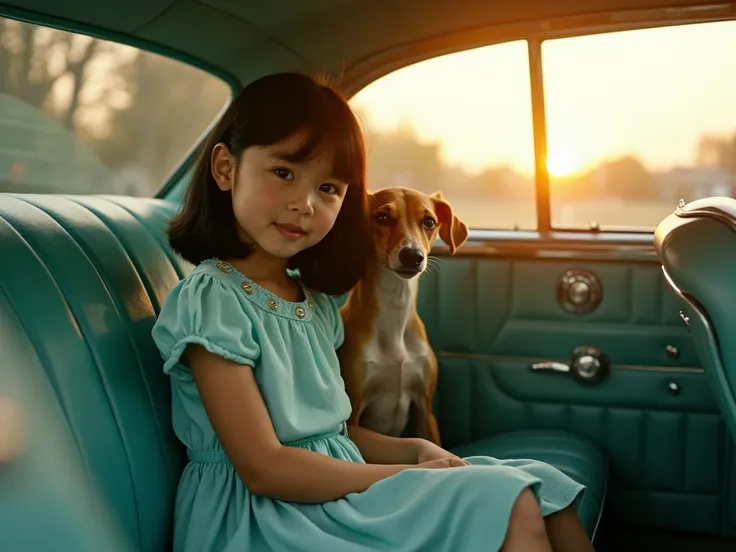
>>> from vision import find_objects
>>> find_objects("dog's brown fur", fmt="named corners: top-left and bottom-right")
top-left (338, 187), bottom-right (468, 445)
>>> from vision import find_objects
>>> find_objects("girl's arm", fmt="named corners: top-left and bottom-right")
top-left (346, 425), bottom-right (423, 465)
top-left (188, 345), bottom-right (417, 504)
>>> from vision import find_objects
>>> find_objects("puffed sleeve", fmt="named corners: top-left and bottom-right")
top-left (320, 293), bottom-right (344, 349)
top-left (151, 271), bottom-right (261, 380)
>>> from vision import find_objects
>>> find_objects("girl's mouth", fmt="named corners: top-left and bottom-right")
top-left (274, 223), bottom-right (307, 240)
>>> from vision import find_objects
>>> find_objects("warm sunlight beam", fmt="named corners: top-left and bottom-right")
top-left (546, 152), bottom-right (576, 177)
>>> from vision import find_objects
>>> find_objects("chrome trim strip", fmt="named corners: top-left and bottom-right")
top-left (661, 267), bottom-right (719, 349)
top-left (431, 237), bottom-right (658, 262)
top-left (675, 204), bottom-right (736, 234)
top-left (659, 266), bottom-right (736, 440)
top-left (436, 351), bottom-right (703, 374)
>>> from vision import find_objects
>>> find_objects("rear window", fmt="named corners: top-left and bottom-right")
top-left (542, 21), bottom-right (736, 230)
top-left (351, 20), bottom-right (736, 232)
top-left (0, 17), bottom-right (230, 196)
top-left (351, 40), bottom-right (537, 230)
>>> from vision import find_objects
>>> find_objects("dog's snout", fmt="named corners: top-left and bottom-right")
top-left (399, 246), bottom-right (424, 268)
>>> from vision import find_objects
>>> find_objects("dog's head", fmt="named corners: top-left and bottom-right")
top-left (368, 187), bottom-right (469, 279)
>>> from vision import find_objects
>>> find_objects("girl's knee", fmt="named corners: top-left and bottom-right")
top-left (508, 488), bottom-right (546, 538)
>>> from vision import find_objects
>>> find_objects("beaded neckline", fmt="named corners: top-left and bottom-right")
top-left (202, 258), bottom-right (314, 321)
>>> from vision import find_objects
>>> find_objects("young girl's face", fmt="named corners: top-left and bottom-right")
top-left (212, 132), bottom-right (349, 260)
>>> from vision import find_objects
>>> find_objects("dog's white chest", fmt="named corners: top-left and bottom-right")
top-left (358, 278), bottom-right (431, 436)
top-left (363, 330), bottom-right (428, 388)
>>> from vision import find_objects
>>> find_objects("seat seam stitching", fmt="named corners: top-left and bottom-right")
top-left (67, 196), bottom-right (179, 489)
top-left (12, 197), bottom-right (144, 551)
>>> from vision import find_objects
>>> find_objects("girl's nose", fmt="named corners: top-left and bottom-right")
top-left (288, 192), bottom-right (314, 215)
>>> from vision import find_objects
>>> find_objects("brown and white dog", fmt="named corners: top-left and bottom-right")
top-left (338, 187), bottom-right (469, 446)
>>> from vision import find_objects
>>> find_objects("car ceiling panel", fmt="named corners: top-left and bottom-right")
top-left (0, 0), bottom-right (173, 33)
top-left (2, 0), bottom-right (730, 83)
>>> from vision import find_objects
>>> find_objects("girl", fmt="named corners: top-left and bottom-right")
top-left (152, 72), bottom-right (594, 552)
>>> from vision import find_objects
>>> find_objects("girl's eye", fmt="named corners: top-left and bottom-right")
top-left (274, 167), bottom-right (294, 180)
top-left (319, 183), bottom-right (340, 195)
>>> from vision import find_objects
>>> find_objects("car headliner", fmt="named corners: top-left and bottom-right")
top-left (1, 0), bottom-right (733, 91)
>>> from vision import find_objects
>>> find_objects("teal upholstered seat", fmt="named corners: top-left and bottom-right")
top-left (655, 196), bottom-right (736, 443)
top-left (0, 193), bottom-right (608, 549)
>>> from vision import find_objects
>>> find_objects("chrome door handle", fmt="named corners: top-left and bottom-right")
top-left (530, 361), bottom-right (571, 373)
top-left (529, 346), bottom-right (611, 385)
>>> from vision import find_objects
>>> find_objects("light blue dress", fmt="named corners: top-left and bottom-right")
top-left (152, 258), bottom-right (585, 552)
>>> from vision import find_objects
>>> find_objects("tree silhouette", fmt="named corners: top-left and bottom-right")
top-left (87, 51), bottom-right (229, 189)
top-left (698, 133), bottom-right (736, 174)
top-left (0, 19), bottom-right (110, 132)
top-left (362, 118), bottom-right (443, 193)
top-left (0, 17), bottom-right (228, 195)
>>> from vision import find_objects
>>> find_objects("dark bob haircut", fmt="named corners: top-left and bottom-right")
top-left (167, 72), bottom-right (372, 296)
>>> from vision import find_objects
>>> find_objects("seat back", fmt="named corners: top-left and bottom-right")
top-left (1, 312), bottom-right (131, 552)
top-left (0, 194), bottom-right (190, 551)
top-left (654, 196), bottom-right (736, 443)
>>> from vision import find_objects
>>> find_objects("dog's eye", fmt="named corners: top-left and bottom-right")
top-left (374, 212), bottom-right (392, 225)
top-left (422, 217), bottom-right (437, 230)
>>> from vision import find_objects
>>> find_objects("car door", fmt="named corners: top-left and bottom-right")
top-left (351, 19), bottom-right (736, 538)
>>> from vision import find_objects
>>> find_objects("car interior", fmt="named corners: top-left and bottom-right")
top-left (1, 0), bottom-right (736, 550)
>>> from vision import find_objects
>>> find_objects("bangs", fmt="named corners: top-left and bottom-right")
top-left (282, 114), bottom-right (365, 186)
top-left (237, 74), bottom-right (365, 186)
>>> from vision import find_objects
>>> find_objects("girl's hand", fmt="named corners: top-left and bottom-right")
top-left (415, 439), bottom-right (470, 466)
top-left (416, 457), bottom-right (468, 469)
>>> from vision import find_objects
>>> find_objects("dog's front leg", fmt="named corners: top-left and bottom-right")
top-left (412, 394), bottom-right (442, 446)
top-left (423, 397), bottom-right (442, 447)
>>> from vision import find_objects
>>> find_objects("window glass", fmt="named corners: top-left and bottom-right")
top-left (351, 40), bottom-right (536, 230)
top-left (542, 21), bottom-right (736, 230)
top-left (0, 17), bottom-right (230, 196)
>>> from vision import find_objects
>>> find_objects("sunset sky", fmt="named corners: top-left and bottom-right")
top-left (351, 20), bottom-right (736, 178)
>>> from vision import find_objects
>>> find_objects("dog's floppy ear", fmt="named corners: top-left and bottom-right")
top-left (366, 190), bottom-right (378, 214)
top-left (430, 191), bottom-right (468, 255)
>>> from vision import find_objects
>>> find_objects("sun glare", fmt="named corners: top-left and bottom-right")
top-left (546, 152), bottom-right (576, 177)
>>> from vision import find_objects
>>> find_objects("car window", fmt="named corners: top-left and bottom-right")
top-left (0, 17), bottom-right (230, 196)
top-left (351, 40), bottom-right (537, 230)
top-left (542, 21), bottom-right (736, 230)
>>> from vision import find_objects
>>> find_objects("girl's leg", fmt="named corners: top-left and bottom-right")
top-left (544, 505), bottom-right (596, 552)
top-left (500, 488), bottom-right (553, 552)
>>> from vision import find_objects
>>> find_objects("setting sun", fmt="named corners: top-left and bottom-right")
top-left (546, 152), bottom-right (577, 177)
